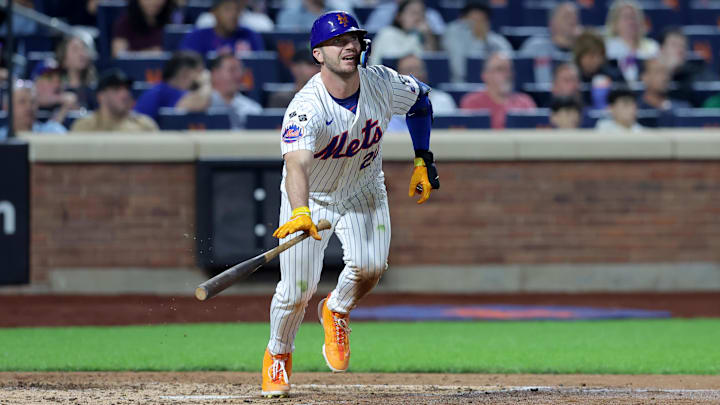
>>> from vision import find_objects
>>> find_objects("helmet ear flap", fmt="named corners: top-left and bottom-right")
top-left (360, 38), bottom-right (372, 68)
top-left (361, 38), bottom-right (370, 52)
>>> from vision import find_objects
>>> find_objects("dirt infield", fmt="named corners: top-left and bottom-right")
top-left (2, 292), bottom-right (719, 327)
top-left (1, 372), bottom-right (720, 404)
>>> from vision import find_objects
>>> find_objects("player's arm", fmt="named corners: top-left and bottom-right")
top-left (273, 149), bottom-right (321, 240)
top-left (283, 150), bottom-right (312, 213)
top-left (406, 77), bottom-right (440, 204)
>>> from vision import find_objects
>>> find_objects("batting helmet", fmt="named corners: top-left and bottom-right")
top-left (310, 11), bottom-right (367, 50)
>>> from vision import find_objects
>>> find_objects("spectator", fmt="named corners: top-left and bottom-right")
top-left (442, 0), bottom-right (513, 82)
top-left (266, 49), bottom-right (319, 108)
top-left (133, 51), bottom-right (212, 121)
top-left (275, 0), bottom-right (342, 31)
top-left (365, 0), bottom-right (445, 35)
top-left (56, 35), bottom-right (97, 110)
top-left (0, 81), bottom-right (67, 140)
top-left (637, 58), bottom-right (690, 113)
top-left (460, 52), bottom-right (536, 129)
top-left (369, 0), bottom-right (438, 66)
top-left (387, 53), bottom-right (457, 132)
top-left (397, 54), bottom-right (456, 113)
top-left (551, 62), bottom-right (582, 106)
top-left (194, 0), bottom-right (274, 32)
top-left (595, 87), bottom-right (643, 133)
top-left (550, 96), bottom-right (582, 129)
top-left (180, 0), bottom-right (264, 55)
top-left (604, 0), bottom-right (659, 83)
top-left (112, 0), bottom-right (176, 56)
top-left (659, 27), bottom-right (717, 107)
top-left (574, 30), bottom-right (625, 85)
top-left (520, 1), bottom-right (580, 60)
top-left (520, 1), bottom-right (580, 83)
top-left (71, 69), bottom-right (158, 132)
top-left (208, 54), bottom-right (263, 129)
top-left (31, 59), bottom-right (78, 125)
top-left (573, 30), bottom-right (624, 109)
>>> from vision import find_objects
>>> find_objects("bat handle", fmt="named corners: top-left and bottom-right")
top-left (195, 286), bottom-right (209, 301)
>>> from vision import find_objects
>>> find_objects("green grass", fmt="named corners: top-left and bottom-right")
top-left (1, 319), bottom-right (719, 374)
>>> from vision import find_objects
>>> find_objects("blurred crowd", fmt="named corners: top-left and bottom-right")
top-left (1, 0), bottom-right (719, 138)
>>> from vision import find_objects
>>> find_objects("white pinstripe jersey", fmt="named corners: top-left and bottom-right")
top-left (279, 65), bottom-right (420, 203)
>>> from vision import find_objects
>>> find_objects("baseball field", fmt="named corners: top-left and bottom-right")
top-left (2, 293), bottom-right (719, 404)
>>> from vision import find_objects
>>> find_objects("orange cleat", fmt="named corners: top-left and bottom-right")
top-left (317, 294), bottom-right (351, 372)
top-left (261, 348), bottom-right (292, 398)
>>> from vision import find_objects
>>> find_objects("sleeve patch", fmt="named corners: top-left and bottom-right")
top-left (282, 124), bottom-right (303, 143)
top-left (399, 74), bottom-right (418, 94)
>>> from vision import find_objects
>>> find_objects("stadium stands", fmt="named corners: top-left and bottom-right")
top-left (433, 112), bottom-right (492, 129)
top-left (670, 108), bottom-right (720, 128)
top-left (3, 0), bottom-right (720, 133)
top-left (157, 107), bottom-right (232, 130)
top-left (96, 0), bottom-right (127, 63)
top-left (382, 52), bottom-right (452, 85)
top-left (245, 109), bottom-right (286, 130)
top-left (506, 109), bottom-right (552, 129)
top-left (163, 24), bottom-right (193, 52)
top-left (111, 54), bottom-right (170, 83)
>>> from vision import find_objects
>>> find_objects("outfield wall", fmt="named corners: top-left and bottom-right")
top-left (16, 130), bottom-right (720, 292)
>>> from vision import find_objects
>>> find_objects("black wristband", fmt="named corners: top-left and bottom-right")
top-left (414, 149), bottom-right (440, 190)
top-left (414, 149), bottom-right (434, 164)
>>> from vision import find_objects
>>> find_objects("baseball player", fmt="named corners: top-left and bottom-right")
top-left (261, 11), bottom-right (440, 398)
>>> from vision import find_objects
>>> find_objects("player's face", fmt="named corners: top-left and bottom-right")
top-left (317, 33), bottom-right (361, 77)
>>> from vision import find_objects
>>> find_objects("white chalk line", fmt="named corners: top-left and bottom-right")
top-left (158, 385), bottom-right (720, 401)
top-left (160, 395), bottom-right (255, 400)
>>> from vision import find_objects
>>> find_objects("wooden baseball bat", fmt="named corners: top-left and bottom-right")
top-left (195, 219), bottom-right (332, 301)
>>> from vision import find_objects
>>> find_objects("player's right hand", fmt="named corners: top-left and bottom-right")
top-left (273, 206), bottom-right (321, 240)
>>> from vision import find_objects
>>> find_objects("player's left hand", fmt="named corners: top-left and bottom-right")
top-left (408, 150), bottom-right (439, 204)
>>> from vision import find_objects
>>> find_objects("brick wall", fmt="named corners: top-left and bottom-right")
top-left (30, 160), bottom-right (720, 281)
top-left (31, 163), bottom-right (196, 282)
top-left (384, 161), bottom-right (720, 265)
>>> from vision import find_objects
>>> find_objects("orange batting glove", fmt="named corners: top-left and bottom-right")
top-left (409, 158), bottom-right (432, 204)
top-left (273, 206), bottom-right (321, 240)
top-left (408, 150), bottom-right (440, 205)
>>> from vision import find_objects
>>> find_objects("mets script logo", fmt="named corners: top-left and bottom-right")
top-left (314, 119), bottom-right (382, 170)
top-left (337, 14), bottom-right (349, 26)
top-left (282, 124), bottom-right (303, 143)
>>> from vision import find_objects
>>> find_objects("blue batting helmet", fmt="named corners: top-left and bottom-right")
top-left (310, 11), bottom-right (367, 50)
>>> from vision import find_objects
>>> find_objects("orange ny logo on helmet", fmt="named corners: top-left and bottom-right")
top-left (337, 14), bottom-right (349, 26)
